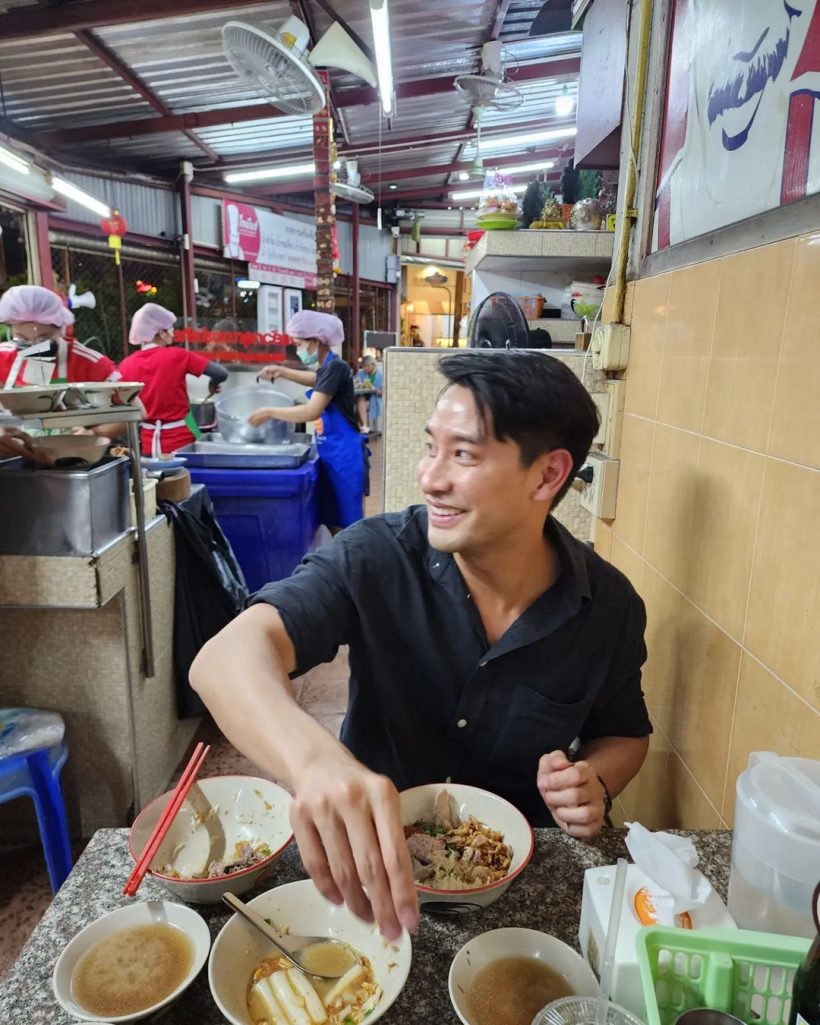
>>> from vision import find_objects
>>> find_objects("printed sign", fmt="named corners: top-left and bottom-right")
top-left (654, 0), bottom-right (820, 249)
top-left (222, 201), bottom-right (317, 288)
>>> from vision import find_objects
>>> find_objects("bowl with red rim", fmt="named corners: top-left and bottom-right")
top-left (399, 783), bottom-right (534, 912)
top-left (129, 775), bottom-right (293, 904)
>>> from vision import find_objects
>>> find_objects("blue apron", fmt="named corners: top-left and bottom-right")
top-left (310, 354), bottom-right (365, 529)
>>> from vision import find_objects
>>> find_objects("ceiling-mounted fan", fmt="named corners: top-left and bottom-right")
top-left (455, 42), bottom-right (524, 179)
top-left (222, 15), bottom-right (376, 117)
top-left (334, 159), bottom-right (375, 204)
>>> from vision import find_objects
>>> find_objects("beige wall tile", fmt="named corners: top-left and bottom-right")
top-left (665, 751), bottom-right (723, 828)
top-left (686, 438), bottom-right (765, 639)
top-left (664, 600), bottom-right (742, 810)
top-left (611, 414), bottom-right (655, 554)
top-left (703, 240), bottom-right (794, 450)
top-left (768, 232), bottom-right (820, 468)
top-left (644, 424), bottom-right (700, 591)
top-left (624, 274), bottom-right (669, 419)
top-left (609, 533), bottom-right (644, 593)
top-left (658, 262), bottom-right (718, 432)
top-left (722, 654), bottom-right (820, 823)
top-left (593, 520), bottom-right (613, 561)
top-left (641, 566), bottom-right (687, 736)
top-left (618, 727), bottom-right (672, 829)
top-left (745, 459), bottom-right (820, 710)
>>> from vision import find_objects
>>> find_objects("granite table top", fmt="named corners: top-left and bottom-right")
top-left (0, 827), bottom-right (732, 1025)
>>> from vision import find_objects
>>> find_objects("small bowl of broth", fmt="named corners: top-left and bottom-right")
top-left (52, 900), bottom-right (210, 1022)
top-left (448, 927), bottom-right (600, 1025)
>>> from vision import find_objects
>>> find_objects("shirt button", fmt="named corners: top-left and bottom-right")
top-left (456, 718), bottom-right (468, 728)
top-left (479, 660), bottom-right (487, 668)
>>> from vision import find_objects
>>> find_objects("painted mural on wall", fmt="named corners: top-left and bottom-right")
top-left (654, 0), bottom-right (820, 249)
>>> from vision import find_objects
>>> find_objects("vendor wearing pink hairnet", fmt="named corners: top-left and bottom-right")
top-left (0, 284), bottom-right (122, 463)
top-left (254, 310), bottom-right (364, 532)
top-left (119, 303), bottom-right (228, 457)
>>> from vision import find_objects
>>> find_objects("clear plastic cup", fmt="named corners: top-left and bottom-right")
top-left (532, 996), bottom-right (647, 1025)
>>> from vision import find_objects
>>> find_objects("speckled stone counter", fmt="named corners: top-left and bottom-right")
top-left (0, 827), bottom-right (732, 1025)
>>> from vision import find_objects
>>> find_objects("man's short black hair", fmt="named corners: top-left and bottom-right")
top-left (438, 350), bottom-right (600, 506)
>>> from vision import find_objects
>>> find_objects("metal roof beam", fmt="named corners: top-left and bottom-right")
top-left (73, 28), bottom-right (218, 161)
top-left (35, 57), bottom-right (579, 148)
top-left (0, 0), bottom-right (274, 40)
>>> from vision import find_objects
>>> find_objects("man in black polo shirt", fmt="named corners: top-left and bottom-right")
top-left (191, 350), bottom-right (651, 942)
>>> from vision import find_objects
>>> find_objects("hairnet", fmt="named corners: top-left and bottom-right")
top-left (0, 285), bottom-right (74, 328)
top-left (286, 310), bottom-right (344, 354)
top-left (129, 303), bottom-right (177, 345)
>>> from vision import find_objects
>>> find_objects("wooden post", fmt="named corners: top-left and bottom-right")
top-left (313, 72), bottom-right (335, 316)
top-left (452, 270), bottom-right (465, 347)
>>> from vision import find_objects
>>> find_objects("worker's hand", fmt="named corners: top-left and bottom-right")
top-left (0, 428), bottom-right (51, 466)
top-left (537, 750), bottom-right (607, 839)
top-left (207, 382), bottom-right (222, 396)
top-left (71, 426), bottom-right (96, 436)
top-left (248, 407), bottom-right (276, 427)
top-left (290, 756), bottom-right (419, 942)
top-left (258, 365), bottom-right (284, 382)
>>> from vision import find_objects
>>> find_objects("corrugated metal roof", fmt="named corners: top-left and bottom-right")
top-left (196, 115), bottom-right (314, 157)
top-left (61, 172), bottom-right (179, 236)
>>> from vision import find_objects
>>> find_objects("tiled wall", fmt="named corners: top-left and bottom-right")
top-left (597, 233), bottom-right (820, 829)
top-left (382, 346), bottom-right (608, 541)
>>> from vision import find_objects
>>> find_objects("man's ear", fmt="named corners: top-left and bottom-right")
top-left (532, 449), bottom-right (574, 505)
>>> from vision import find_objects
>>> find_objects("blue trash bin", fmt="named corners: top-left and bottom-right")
top-left (188, 459), bottom-right (319, 593)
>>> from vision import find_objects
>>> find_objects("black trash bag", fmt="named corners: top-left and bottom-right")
top-left (160, 496), bottom-right (249, 718)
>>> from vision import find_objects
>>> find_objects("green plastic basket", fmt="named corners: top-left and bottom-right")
top-left (636, 928), bottom-right (810, 1025)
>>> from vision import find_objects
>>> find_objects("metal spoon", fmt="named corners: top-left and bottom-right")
top-left (222, 892), bottom-right (357, 979)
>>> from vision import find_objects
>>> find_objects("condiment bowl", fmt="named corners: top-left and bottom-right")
top-left (128, 775), bottom-right (293, 904)
top-left (52, 899), bottom-right (210, 1022)
top-left (209, 878), bottom-right (412, 1025)
top-left (449, 928), bottom-right (600, 1025)
top-left (400, 782), bottom-right (534, 911)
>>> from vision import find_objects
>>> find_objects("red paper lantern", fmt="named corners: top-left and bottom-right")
top-left (100, 210), bottom-right (128, 237)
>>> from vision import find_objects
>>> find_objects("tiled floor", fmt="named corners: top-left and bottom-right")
top-left (0, 438), bottom-right (382, 979)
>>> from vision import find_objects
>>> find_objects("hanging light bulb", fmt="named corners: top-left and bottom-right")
top-left (555, 85), bottom-right (575, 118)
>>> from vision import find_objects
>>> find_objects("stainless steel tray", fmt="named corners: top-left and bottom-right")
top-left (177, 435), bottom-right (314, 469)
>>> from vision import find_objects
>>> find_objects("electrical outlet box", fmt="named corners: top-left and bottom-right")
top-left (591, 323), bottom-right (631, 371)
top-left (578, 451), bottom-right (620, 519)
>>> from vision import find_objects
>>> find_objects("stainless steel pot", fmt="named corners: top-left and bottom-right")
top-left (214, 385), bottom-right (296, 445)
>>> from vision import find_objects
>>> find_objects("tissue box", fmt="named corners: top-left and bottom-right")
top-left (578, 864), bottom-right (736, 1018)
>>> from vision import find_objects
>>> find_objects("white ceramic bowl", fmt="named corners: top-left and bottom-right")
top-left (129, 775), bottom-right (293, 904)
top-left (400, 783), bottom-right (534, 911)
top-left (448, 927), bottom-right (600, 1025)
top-left (0, 385), bottom-right (57, 415)
top-left (52, 899), bottom-right (210, 1022)
top-left (209, 878), bottom-right (412, 1025)
top-left (31, 435), bottom-right (110, 465)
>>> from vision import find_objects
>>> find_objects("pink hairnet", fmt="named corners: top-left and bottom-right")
top-left (129, 303), bottom-right (176, 346)
top-left (286, 310), bottom-right (344, 353)
top-left (0, 285), bottom-right (74, 328)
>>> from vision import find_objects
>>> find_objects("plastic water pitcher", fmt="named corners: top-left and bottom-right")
top-left (728, 752), bottom-right (820, 937)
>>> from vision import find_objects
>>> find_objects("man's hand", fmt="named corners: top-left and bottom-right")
top-left (248, 407), bottom-right (276, 427)
top-left (290, 756), bottom-right (419, 942)
top-left (0, 429), bottom-right (51, 466)
top-left (537, 750), bottom-right (607, 839)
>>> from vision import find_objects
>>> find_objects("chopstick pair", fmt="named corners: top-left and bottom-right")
top-left (123, 741), bottom-right (211, 897)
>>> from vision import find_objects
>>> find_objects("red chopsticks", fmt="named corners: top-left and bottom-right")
top-left (123, 741), bottom-right (210, 897)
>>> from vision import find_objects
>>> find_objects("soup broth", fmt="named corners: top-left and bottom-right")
top-left (467, 956), bottom-right (574, 1025)
top-left (71, 923), bottom-right (193, 1017)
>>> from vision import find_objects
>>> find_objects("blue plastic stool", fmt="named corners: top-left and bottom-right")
top-left (0, 708), bottom-right (73, 893)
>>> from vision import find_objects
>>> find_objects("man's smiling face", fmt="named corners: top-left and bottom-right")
top-left (698, 0), bottom-right (804, 150)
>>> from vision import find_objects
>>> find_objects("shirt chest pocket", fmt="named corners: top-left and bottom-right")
top-left (488, 685), bottom-right (593, 775)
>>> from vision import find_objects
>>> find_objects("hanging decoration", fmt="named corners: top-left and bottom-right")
top-left (99, 209), bottom-right (128, 266)
top-left (136, 280), bottom-right (158, 296)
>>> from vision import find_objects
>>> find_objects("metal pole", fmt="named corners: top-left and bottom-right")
top-left (179, 170), bottom-right (198, 327)
top-left (351, 202), bottom-right (361, 366)
top-left (117, 258), bottom-right (128, 361)
top-left (127, 419), bottom-right (155, 678)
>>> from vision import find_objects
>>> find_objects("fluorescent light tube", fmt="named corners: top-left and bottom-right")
top-left (224, 162), bottom-right (316, 184)
top-left (555, 86), bottom-right (575, 118)
top-left (0, 144), bottom-right (30, 176)
top-left (370, 0), bottom-right (394, 116)
top-left (449, 183), bottom-right (528, 201)
top-left (51, 176), bottom-right (111, 217)
top-left (478, 127), bottom-right (576, 152)
top-left (236, 279), bottom-right (260, 289)
top-left (497, 160), bottom-right (555, 175)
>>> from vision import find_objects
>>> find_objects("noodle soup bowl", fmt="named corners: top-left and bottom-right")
top-left (399, 783), bottom-right (534, 912)
top-left (52, 899), bottom-right (210, 1022)
top-left (209, 878), bottom-right (412, 1025)
top-left (449, 928), bottom-right (600, 1025)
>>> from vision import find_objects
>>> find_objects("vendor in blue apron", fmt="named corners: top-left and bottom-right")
top-left (251, 310), bottom-right (364, 534)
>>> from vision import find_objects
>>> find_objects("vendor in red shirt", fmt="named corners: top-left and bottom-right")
top-left (0, 284), bottom-right (123, 462)
top-left (119, 303), bottom-right (228, 457)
